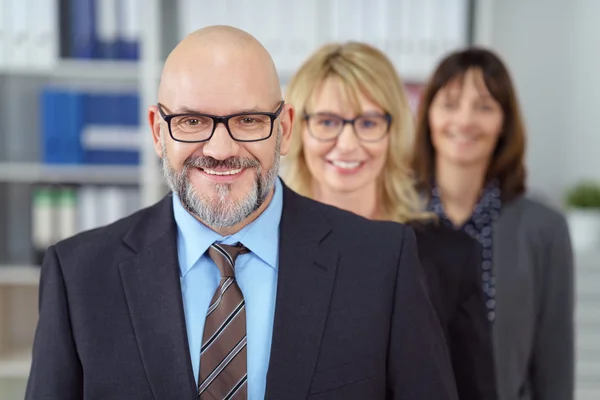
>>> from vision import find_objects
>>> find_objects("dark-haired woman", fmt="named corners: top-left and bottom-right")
top-left (412, 47), bottom-right (574, 400)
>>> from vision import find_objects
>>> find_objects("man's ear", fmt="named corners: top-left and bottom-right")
top-left (278, 103), bottom-right (295, 156)
top-left (148, 105), bottom-right (163, 157)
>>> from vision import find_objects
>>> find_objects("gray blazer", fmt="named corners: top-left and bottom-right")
top-left (494, 196), bottom-right (574, 400)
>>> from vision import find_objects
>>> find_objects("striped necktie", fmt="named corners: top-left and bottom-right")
top-left (198, 242), bottom-right (249, 399)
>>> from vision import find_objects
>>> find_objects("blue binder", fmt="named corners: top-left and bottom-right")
top-left (82, 91), bottom-right (140, 165)
top-left (40, 88), bottom-right (140, 166)
top-left (70, 0), bottom-right (97, 59)
top-left (41, 88), bottom-right (85, 164)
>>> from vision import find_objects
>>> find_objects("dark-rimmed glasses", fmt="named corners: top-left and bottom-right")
top-left (157, 101), bottom-right (285, 143)
top-left (304, 112), bottom-right (392, 142)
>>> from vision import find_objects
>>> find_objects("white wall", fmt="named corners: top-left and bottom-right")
top-left (567, 1), bottom-right (600, 188)
top-left (474, 0), bottom-right (591, 208)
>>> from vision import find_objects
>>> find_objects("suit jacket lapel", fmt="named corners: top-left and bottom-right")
top-left (119, 196), bottom-right (197, 399)
top-left (494, 198), bottom-right (523, 326)
top-left (493, 198), bottom-right (523, 399)
top-left (265, 186), bottom-right (339, 400)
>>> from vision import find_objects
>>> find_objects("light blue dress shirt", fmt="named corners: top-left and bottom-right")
top-left (172, 178), bottom-right (283, 399)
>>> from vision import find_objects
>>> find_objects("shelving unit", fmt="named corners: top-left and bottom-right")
top-left (0, 1), bottom-right (164, 397)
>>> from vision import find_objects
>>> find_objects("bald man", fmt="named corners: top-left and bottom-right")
top-left (26, 26), bottom-right (458, 400)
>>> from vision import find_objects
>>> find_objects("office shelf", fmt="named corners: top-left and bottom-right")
top-left (0, 266), bottom-right (40, 287)
top-left (0, 59), bottom-right (142, 81)
top-left (0, 163), bottom-right (140, 185)
top-left (0, 348), bottom-right (31, 379)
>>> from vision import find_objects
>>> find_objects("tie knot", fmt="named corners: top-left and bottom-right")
top-left (208, 243), bottom-right (249, 278)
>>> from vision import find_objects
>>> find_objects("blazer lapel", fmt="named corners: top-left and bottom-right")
top-left (265, 186), bottom-right (339, 400)
top-left (493, 198), bottom-right (523, 399)
top-left (494, 199), bottom-right (523, 326)
top-left (119, 197), bottom-right (197, 400)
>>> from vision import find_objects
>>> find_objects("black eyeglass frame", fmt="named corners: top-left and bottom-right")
top-left (303, 112), bottom-right (393, 143)
top-left (157, 101), bottom-right (285, 143)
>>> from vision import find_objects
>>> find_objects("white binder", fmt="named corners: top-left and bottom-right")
top-left (6, 0), bottom-right (31, 68)
top-left (31, 0), bottom-right (59, 68)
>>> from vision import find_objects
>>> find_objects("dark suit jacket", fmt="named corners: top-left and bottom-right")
top-left (26, 186), bottom-right (458, 400)
top-left (410, 221), bottom-right (498, 400)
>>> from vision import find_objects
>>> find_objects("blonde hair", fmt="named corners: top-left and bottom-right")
top-left (281, 41), bottom-right (431, 223)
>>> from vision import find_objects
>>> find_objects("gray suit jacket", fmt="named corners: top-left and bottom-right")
top-left (493, 196), bottom-right (574, 400)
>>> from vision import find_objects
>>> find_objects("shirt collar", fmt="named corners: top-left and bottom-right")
top-left (428, 179), bottom-right (502, 226)
top-left (172, 178), bottom-right (284, 277)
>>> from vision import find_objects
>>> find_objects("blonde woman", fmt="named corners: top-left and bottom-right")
top-left (282, 42), bottom-right (497, 400)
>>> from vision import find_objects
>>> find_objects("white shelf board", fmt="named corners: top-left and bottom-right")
top-left (0, 163), bottom-right (140, 185)
top-left (0, 348), bottom-right (31, 379)
top-left (0, 59), bottom-right (142, 81)
top-left (0, 266), bottom-right (40, 287)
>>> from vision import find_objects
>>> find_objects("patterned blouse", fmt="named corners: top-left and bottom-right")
top-left (428, 181), bottom-right (502, 322)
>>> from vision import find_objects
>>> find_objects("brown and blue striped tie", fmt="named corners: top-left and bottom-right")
top-left (198, 243), bottom-right (249, 400)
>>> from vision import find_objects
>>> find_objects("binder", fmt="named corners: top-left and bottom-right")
top-left (41, 87), bottom-right (85, 164)
top-left (59, 0), bottom-right (73, 58)
top-left (117, 0), bottom-right (141, 60)
top-left (31, 186), bottom-right (55, 256)
top-left (56, 186), bottom-right (78, 241)
top-left (31, 184), bottom-right (139, 247)
top-left (41, 87), bottom-right (140, 165)
top-left (31, 0), bottom-right (59, 68)
top-left (96, 0), bottom-right (119, 59)
top-left (70, 0), bottom-right (97, 59)
top-left (6, 0), bottom-right (31, 67)
top-left (98, 186), bottom-right (128, 226)
top-left (77, 185), bottom-right (100, 232)
top-left (82, 91), bottom-right (140, 165)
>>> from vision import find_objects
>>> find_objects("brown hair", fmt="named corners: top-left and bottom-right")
top-left (412, 47), bottom-right (526, 202)
top-left (281, 42), bottom-right (432, 223)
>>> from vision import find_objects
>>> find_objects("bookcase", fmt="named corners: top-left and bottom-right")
top-left (0, 1), bottom-right (166, 397)
top-left (0, 0), bottom-right (472, 398)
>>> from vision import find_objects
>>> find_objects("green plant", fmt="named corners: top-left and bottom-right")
top-left (565, 181), bottom-right (600, 209)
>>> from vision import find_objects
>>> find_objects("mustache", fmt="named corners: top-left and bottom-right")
top-left (183, 156), bottom-right (260, 170)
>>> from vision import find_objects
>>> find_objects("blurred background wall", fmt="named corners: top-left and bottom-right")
top-left (476, 0), bottom-right (600, 207)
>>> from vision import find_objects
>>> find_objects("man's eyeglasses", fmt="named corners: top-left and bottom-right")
top-left (303, 112), bottom-right (392, 142)
top-left (157, 101), bottom-right (285, 143)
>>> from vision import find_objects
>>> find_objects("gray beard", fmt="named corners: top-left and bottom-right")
top-left (160, 128), bottom-right (282, 229)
